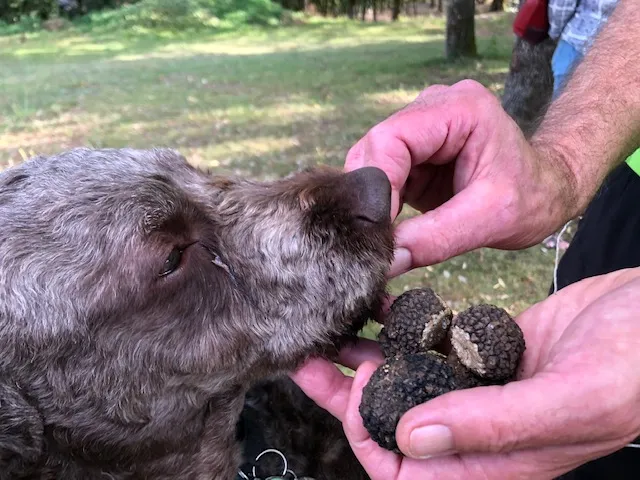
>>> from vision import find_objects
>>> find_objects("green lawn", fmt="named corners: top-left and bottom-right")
top-left (0, 12), bottom-right (558, 322)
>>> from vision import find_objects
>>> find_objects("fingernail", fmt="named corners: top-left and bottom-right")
top-left (388, 247), bottom-right (411, 278)
top-left (409, 425), bottom-right (455, 459)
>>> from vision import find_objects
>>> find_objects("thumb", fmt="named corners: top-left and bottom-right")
top-left (394, 374), bottom-right (620, 459)
top-left (390, 180), bottom-right (511, 273)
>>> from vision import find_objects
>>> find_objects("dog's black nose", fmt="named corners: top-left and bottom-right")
top-left (344, 167), bottom-right (391, 226)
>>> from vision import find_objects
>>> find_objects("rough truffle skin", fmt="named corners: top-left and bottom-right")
top-left (378, 288), bottom-right (452, 358)
top-left (360, 353), bottom-right (459, 452)
top-left (450, 305), bottom-right (525, 381)
top-left (446, 352), bottom-right (485, 389)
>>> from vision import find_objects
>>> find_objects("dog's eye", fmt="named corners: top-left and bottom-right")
top-left (159, 247), bottom-right (183, 277)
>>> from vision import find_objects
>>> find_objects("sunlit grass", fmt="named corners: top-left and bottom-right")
top-left (0, 11), bottom-right (556, 316)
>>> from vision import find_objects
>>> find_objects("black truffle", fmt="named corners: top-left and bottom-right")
top-left (378, 288), bottom-right (452, 358)
top-left (360, 352), bottom-right (459, 452)
top-left (360, 290), bottom-right (527, 454)
top-left (445, 351), bottom-right (486, 389)
top-left (450, 304), bottom-right (525, 381)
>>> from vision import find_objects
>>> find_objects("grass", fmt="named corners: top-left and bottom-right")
top-left (0, 12), bottom-right (558, 327)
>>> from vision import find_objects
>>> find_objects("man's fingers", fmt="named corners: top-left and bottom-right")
top-left (391, 181), bottom-right (501, 270)
top-left (337, 339), bottom-right (385, 371)
top-left (344, 137), bottom-right (407, 221)
top-left (386, 439), bottom-right (627, 480)
top-left (395, 374), bottom-right (629, 460)
top-left (289, 358), bottom-right (352, 421)
top-left (344, 83), bottom-right (489, 223)
top-left (343, 362), bottom-right (402, 480)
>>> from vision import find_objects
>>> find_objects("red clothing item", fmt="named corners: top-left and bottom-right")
top-left (514, 0), bottom-right (550, 44)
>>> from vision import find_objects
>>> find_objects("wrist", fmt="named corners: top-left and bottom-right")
top-left (530, 130), bottom-right (615, 221)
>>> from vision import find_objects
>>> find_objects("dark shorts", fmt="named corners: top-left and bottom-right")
top-left (554, 162), bottom-right (640, 479)
top-left (554, 162), bottom-right (640, 291)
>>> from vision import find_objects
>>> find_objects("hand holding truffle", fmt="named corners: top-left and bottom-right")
top-left (360, 289), bottom-right (526, 453)
top-left (291, 270), bottom-right (640, 480)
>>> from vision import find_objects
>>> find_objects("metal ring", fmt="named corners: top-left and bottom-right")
top-left (237, 470), bottom-right (250, 480)
top-left (252, 448), bottom-right (289, 478)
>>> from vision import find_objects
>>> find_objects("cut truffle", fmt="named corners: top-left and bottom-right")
top-left (360, 352), bottom-right (459, 452)
top-left (450, 304), bottom-right (525, 381)
top-left (378, 288), bottom-right (452, 358)
top-left (446, 351), bottom-right (485, 389)
top-left (361, 292), bottom-right (527, 454)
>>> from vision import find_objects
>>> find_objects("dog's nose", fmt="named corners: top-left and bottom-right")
top-left (344, 167), bottom-right (391, 225)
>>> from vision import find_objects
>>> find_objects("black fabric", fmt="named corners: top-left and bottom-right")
top-left (553, 163), bottom-right (640, 292)
top-left (553, 162), bottom-right (640, 479)
top-left (558, 448), bottom-right (640, 480)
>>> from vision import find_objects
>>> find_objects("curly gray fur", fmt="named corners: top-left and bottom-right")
top-left (0, 148), bottom-right (393, 479)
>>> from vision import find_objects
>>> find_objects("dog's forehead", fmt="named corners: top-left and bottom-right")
top-left (0, 148), bottom-right (211, 242)
top-left (13, 147), bottom-right (197, 184)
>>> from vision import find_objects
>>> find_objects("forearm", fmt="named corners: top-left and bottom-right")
top-left (531, 0), bottom-right (640, 216)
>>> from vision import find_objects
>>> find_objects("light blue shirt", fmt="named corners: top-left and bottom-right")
top-left (548, 0), bottom-right (619, 55)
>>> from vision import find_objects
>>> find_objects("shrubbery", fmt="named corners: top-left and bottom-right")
top-left (0, 0), bottom-right (285, 31)
top-left (0, 0), bottom-right (55, 24)
top-left (0, 0), bottom-right (135, 24)
top-left (103, 0), bottom-right (286, 28)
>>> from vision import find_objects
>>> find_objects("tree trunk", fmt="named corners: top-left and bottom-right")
top-left (347, 0), bottom-right (355, 18)
top-left (361, 0), bottom-right (366, 21)
top-left (372, 0), bottom-right (377, 21)
top-left (490, 0), bottom-right (504, 11)
top-left (501, 37), bottom-right (555, 137)
top-left (437, 0), bottom-right (443, 13)
top-left (392, 0), bottom-right (402, 20)
top-left (446, 0), bottom-right (477, 60)
top-left (501, 0), bottom-right (556, 137)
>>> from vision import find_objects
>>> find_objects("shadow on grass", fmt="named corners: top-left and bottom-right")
top-left (1, 19), bottom-right (427, 60)
top-left (1, 35), bottom-right (511, 119)
top-left (0, 33), bottom-right (512, 169)
top-left (0, 13), bottom-right (515, 63)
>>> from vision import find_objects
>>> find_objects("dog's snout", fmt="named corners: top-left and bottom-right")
top-left (344, 167), bottom-right (391, 226)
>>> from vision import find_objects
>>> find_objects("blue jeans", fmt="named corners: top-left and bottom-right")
top-left (551, 39), bottom-right (583, 99)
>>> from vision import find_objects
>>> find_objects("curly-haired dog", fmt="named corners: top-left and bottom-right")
top-left (0, 148), bottom-right (394, 479)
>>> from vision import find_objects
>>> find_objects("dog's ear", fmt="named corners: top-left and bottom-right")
top-left (0, 380), bottom-right (44, 479)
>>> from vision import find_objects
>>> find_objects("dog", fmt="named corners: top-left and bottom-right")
top-left (0, 147), bottom-right (394, 479)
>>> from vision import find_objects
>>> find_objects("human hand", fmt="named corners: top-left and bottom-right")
top-left (291, 268), bottom-right (640, 479)
top-left (345, 80), bottom-right (583, 277)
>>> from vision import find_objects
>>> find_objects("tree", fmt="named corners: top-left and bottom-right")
top-left (346, 0), bottom-right (356, 18)
top-left (489, 0), bottom-right (504, 11)
top-left (501, 0), bottom-right (555, 136)
top-left (391, 0), bottom-right (401, 21)
top-left (446, 0), bottom-right (477, 60)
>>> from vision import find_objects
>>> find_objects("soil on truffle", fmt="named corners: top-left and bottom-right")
top-left (450, 304), bottom-right (525, 381)
top-left (360, 353), bottom-right (460, 452)
top-left (379, 288), bottom-right (452, 358)
top-left (360, 290), bottom-right (527, 454)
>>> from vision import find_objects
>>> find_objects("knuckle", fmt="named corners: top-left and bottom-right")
top-left (420, 228), bottom-right (456, 265)
top-left (453, 78), bottom-right (486, 93)
top-left (366, 122), bottom-right (392, 143)
top-left (453, 79), bottom-right (499, 109)
top-left (345, 140), bottom-right (365, 168)
top-left (486, 417), bottom-right (525, 453)
top-left (415, 84), bottom-right (449, 101)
